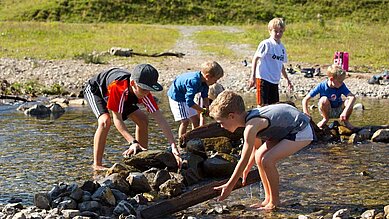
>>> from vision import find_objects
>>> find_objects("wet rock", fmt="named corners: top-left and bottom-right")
top-left (185, 153), bottom-right (205, 174)
top-left (48, 183), bottom-right (68, 201)
top-left (33, 193), bottom-right (50, 210)
top-left (332, 208), bottom-right (350, 219)
top-left (159, 179), bottom-right (184, 198)
top-left (180, 168), bottom-right (202, 186)
top-left (124, 150), bottom-right (177, 171)
top-left (152, 169), bottom-right (171, 190)
top-left (353, 103), bottom-right (365, 110)
top-left (100, 173), bottom-right (131, 195)
top-left (58, 198), bottom-right (78, 210)
top-left (338, 125), bottom-right (353, 136)
top-left (91, 186), bottom-right (116, 206)
top-left (126, 172), bottom-right (151, 194)
top-left (80, 180), bottom-right (100, 194)
top-left (24, 104), bottom-right (51, 116)
top-left (384, 205), bottom-right (389, 216)
top-left (111, 189), bottom-right (128, 203)
top-left (78, 200), bottom-right (101, 213)
top-left (186, 139), bottom-right (206, 158)
top-left (68, 184), bottom-right (83, 202)
top-left (358, 128), bottom-right (372, 139)
top-left (48, 103), bottom-right (65, 113)
top-left (105, 163), bottom-right (131, 178)
top-left (203, 154), bottom-right (237, 178)
top-left (371, 129), bottom-right (389, 142)
top-left (113, 200), bottom-right (136, 216)
top-left (348, 133), bottom-right (363, 144)
top-left (202, 137), bottom-right (233, 154)
top-left (361, 209), bottom-right (375, 219)
top-left (132, 194), bottom-right (148, 206)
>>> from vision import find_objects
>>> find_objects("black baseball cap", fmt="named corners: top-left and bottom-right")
top-left (130, 64), bottom-right (163, 92)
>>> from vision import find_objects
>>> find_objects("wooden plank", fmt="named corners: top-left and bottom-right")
top-left (139, 169), bottom-right (260, 219)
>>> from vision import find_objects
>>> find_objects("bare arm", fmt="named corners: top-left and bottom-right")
top-left (281, 65), bottom-right (293, 89)
top-left (214, 118), bottom-right (266, 201)
top-left (341, 93), bottom-right (356, 120)
top-left (150, 110), bottom-right (182, 167)
top-left (112, 111), bottom-right (136, 144)
top-left (249, 56), bottom-right (260, 88)
top-left (302, 95), bottom-right (312, 116)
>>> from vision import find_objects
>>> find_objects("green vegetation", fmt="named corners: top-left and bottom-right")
top-left (0, 22), bottom-right (179, 60)
top-left (1, 80), bottom-right (65, 96)
top-left (193, 20), bottom-right (389, 69)
top-left (0, 0), bottom-right (388, 24)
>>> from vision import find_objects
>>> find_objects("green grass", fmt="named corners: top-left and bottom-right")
top-left (1, 0), bottom-right (388, 24)
top-left (1, 21), bottom-right (388, 71)
top-left (0, 22), bottom-right (179, 60)
top-left (193, 21), bottom-right (389, 70)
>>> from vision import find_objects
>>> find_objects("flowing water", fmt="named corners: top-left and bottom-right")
top-left (0, 93), bottom-right (388, 218)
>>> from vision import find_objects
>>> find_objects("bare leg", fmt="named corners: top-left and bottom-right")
top-left (259, 139), bottom-right (311, 210)
top-left (129, 109), bottom-right (149, 148)
top-left (250, 140), bottom-right (276, 208)
top-left (318, 96), bottom-right (330, 128)
top-left (342, 99), bottom-right (355, 129)
top-left (190, 115), bottom-right (200, 129)
top-left (178, 119), bottom-right (190, 139)
top-left (93, 113), bottom-right (111, 170)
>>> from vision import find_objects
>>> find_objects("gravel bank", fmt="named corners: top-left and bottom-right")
top-left (0, 25), bottom-right (388, 99)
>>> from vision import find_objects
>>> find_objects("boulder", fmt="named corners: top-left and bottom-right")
top-left (371, 129), bottom-right (389, 142)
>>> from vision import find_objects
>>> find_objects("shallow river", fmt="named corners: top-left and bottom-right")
top-left (0, 93), bottom-right (388, 218)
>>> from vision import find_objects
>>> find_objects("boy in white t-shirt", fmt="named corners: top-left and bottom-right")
top-left (249, 17), bottom-right (293, 106)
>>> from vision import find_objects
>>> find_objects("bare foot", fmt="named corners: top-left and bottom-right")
top-left (258, 203), bottom-right (277, 210)
top-left (92, 165), bottom-right (108, 171)
top-left (250, 200), bottom-right (268, 208)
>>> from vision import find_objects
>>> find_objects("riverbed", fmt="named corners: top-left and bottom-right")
top-left (0, 94), bottom-right (388, 218)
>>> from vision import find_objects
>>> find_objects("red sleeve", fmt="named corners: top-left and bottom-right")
top-left (106, 80), bottom-right (128, 113)
top-left (140, 93), bottom-right (159, 113)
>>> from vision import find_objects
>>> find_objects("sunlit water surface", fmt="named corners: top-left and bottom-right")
top-left (0, 93), bottom-right (388, 218)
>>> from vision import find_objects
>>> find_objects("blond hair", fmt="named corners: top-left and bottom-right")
top-left (201, 61), bottom-right (224, 78)
top-left (268, 18), bottom-right (286, 31)
top-left (327, 64), bottom-right (346, 79)
top-left (209, 90), bottom-right (245, 119)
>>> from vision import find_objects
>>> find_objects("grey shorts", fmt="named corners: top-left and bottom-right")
top-left (329, 106), bottom-right (343, 118)
top-left (285, 123), bottom-right (315, 141)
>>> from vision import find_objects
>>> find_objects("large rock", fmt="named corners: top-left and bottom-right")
top-left (126, 172), bottom-right (152, 194)
top-left (371, 129), bottom-right (389, 142)
top-left (124, 150), bottom-right (177, 171)
top-left (203, 154), bottom-right (237, 178)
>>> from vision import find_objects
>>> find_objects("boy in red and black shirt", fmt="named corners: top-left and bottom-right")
top-left (84, 64), bottom-right (181, 170)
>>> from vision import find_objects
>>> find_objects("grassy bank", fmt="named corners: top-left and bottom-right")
top-left (0, 22), bottom-right (179, 60)
top-left (1, 21), bottom-right (388, 71)
top-left (195, 20), bottom-right (389, 70)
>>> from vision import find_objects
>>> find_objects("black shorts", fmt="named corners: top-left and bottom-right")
top-left (256, 78), bottom-right (279, 106)
top-left (83, 83), bottom-right (139, 120)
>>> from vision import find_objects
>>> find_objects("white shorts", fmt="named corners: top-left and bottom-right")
top-left (168, 97), bottom-right (198, 121)
top-left (285, 123), bottom-right (314, 141)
